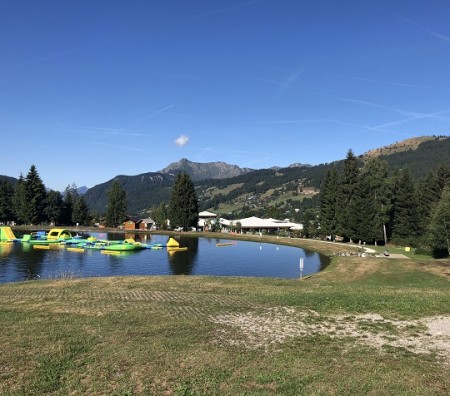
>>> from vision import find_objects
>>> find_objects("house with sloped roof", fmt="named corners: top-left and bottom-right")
top-left (123, 217), bottom-right (142, 230)
top-left (123, 217), bottom-right (155, 230)
top-left (139, 218), bottom-right (155, 230)
top-left (198, 210), bottom-right (218, 231)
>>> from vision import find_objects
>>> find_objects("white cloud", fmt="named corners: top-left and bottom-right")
top-left (174, 134), bottom-right (189, 147)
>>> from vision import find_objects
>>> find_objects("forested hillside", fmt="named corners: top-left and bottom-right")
top-left (2, 136), bottom-right (449, 219)
top-left (83, 172), bottom-right (174, 214)
top-left (196, 136), bottom-right (449, 216)
top-left (0, 175), bottom-right (17, 186)
top-left (196, 165), bottom-right (329, 216)
top-left (376, 136), bottom-right (450, 179)
top-left (79, 135), bottom-right (450, 216)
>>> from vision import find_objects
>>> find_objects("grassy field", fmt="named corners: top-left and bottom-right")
top-left (0, 236), bottom-right (449, 395)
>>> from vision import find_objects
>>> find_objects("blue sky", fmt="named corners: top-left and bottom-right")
top-left (1, 0), bottom-right (450, 191)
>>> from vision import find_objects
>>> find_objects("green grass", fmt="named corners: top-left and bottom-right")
top-left (0, 254), bottom-right (449, 395)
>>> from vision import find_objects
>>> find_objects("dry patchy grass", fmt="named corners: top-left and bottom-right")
top-left (0, 251), bottom-right (449, 395)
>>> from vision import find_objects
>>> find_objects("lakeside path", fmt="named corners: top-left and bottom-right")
top-left (2, 228), bottom-right (450, 394)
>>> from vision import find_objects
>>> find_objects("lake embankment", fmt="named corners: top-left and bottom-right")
top-left (12, 225), bottom-right (395, 257)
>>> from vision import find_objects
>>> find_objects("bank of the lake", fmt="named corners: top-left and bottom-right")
top-left (11, 225), bottom-right (375, 256)
top-left (0, 252), bottom-right (449, 395)
top-left (3, 229), bottom-right (330, 282)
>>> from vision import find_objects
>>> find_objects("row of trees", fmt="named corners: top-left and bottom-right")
top-left (319, 150), bottom-right (450, 257)
top-left (0, 166), bottom-right (199, 232)
top-left (0, 166), bottom-right (90, 226)
top-left (3, 162), bottom-right (447, 257)
top-left (100, 173), bottom-right (199, 231)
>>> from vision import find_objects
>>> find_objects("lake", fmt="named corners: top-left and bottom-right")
top-left (0, 232), bottom-right (329, 283)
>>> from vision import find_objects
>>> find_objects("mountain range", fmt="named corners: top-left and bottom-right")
top-left (81, 135), bottom-right (449, 215)
top-left (1, 135), bottom-right (449, 216)
top-left (159, 158), bottom-right (254, 181)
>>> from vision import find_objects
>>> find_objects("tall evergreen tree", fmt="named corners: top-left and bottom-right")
top-left (13, 175), bottom-right (28, 224)
top-left (61, 184), bottom-right (79, 225)
top-left (153, 203), bottom-right (168, 229)
top-left (0, 180), bottom-right (14, 223)
top-left (346, 159), bottom-right (391, 244)
top-left (416, 170), bottom-right (443, 236)
top-left (319, 166), bottom-right (338, 239)
top-left (366, 159), bottom-right (391, 244)
top-left (266, 205), bottom-right (282, 220)
top-left (347, 169), bottom-right (373, 243)
top-left (72, 195), bottom-right (90, 226)
top-left (105, 180), bottom-right (127, 228)
top-left (436, 164), bottom-right (450, 190)
top-left (336, 149), bottom-right (359, 240)
top-left (168, 173), bottom-right (199, 231)
top-left (45, 190), bottom-right (64, 225)
top-left (390, 169), bottom-right (420, 244)
top-left (302, 209), bottom-right (319, 238)
top-left (428, 187), bottom-right (450, 258)
top-left (24, 165), bottom-right (47, 225)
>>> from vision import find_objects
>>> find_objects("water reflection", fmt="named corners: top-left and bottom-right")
top-left (0, 233), bottom-right (328, 283)
top-left (0, 243), bottom-right (13, 256)
top-left (18, 244), bottom-right (48, 280)
top-left (304, 249), bottom-right (316, 258)
top-left (167, 237), bottom-right (199, 275)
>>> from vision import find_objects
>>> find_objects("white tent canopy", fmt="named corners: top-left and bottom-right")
top-left (198, 211), bottom-right (217, 218)
top-left (220, 216), bottom-right (302, 231)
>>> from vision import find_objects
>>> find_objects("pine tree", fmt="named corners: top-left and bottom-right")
top-left (0, 180), bottom-right (14, 223)
top-left (168, 173), bottom-right (199, 231)
top-left (266, 205), bottom-right (282, 220)
top-left (153, 203), bottom-right (168, 229)
top-left (72, 196), bottom-right (90, 226)
top-left (347, 169), bottom-right (373, 243)
top-left (390, 169), bottom-right (420, 244)
top-left (416, 170), bottom-right (442, 236)
top-left (347, 159), bottom-right (390, 244)
top-left (25, 165), bottom-right (47, 225)
top-left (319, 166), bottom-right (338, 239)
top-left (336, 150), bottom-right (359, 240)
top-left (105, 180), bottom-right (127, 228)
top-left (302, 209), bottom-right (319, 238)
top-left (428, 187), bottom-right (450, 258)
top-left (45, 190), bottom-right (64, 226)
top-left (13, 175), bottom-right (28, 224)
top-left (437, 164), bottom-right (450, 190)
top-left (61, 184), bottom-right (79, 225)
top-left (366, 159), bottom-right (391, 244)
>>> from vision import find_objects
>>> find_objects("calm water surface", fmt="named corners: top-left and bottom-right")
top-left (0, 232), bottom-right (328, 283)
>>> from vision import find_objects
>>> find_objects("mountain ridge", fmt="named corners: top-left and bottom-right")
top-left (361, 136), bottom-right (438, 159)
top-left (2, 135), bottom-right (449, 216)
top-left (159, 158), bottom-right (254, 181)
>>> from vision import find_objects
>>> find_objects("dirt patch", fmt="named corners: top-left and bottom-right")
top-left (417, 260), bottom-right (450, 278)
top-left (210, 308), bottom-right (450, 365)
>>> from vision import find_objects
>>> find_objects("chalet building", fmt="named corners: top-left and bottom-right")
top-left (198, 210), bottom-right (217, 231)
top-left (139, 218), bottom-right (155, 230)
top-left (123, 217), bottom-right (155, 230)
top-left (124, 217), bottom-right (142, 230)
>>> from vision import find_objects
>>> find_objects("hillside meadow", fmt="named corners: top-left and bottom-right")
top-left (0, 235), bottom-right (449, 395)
